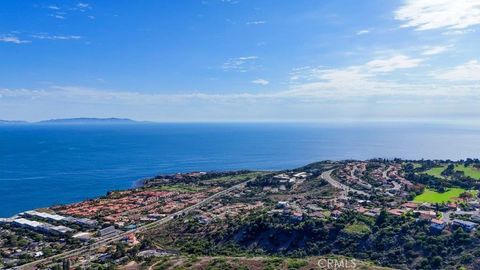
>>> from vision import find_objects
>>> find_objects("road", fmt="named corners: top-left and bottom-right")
top-left (321, 169), bottom-right (370, 197)
top-left (443, 209), bottom-right (479, 223)
top-left (382, 166), bottom-right (390, 179)
top-left (18, 179), bottom-right (253, 270)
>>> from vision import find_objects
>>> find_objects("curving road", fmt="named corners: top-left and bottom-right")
top-left (321, 169), bottom-right (370, 197)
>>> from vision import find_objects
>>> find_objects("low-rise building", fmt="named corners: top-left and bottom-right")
top-left (290, 211), bottom-right (303, 221)
top-left (23, 210), bottom-right (65, 222)
top-left (453, 219), bottom-right (477, 232)
top-left (98, 226), bottom-right (120, 237)
top-left (12, 218), bottom-right (74, 235)
top-left (402, 202), bottom-right (418, 210)
top-left (388, 209), bottom-right (405, 216)
top-left (430, 219), bottom-right (446, 231)
top-left (277, 201), bottom-right (289, 209)
top-left (415, 210), bottom-right (437, 220)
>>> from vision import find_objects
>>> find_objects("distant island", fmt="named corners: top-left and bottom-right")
top-left (0, 120), bottom-right (28, 124)
top-left (0, 117), bottom-right (142, 125)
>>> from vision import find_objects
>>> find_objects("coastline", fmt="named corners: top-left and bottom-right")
top-left (3, 122), bottom-right (480, 217)
top-left (3, 159), bottom-right (480, 269)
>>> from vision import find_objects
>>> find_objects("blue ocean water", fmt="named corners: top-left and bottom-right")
top-left (1, 122), bottom-right (480, 217)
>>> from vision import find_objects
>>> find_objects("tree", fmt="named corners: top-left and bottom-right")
top-left (62, 259), bottom-right (71, 270)
top-left (375, 209), bottom-right (388, 226)
top-left (442, 164), bottom-right (455, 177)
top-left (459, 191), bottom-right (473, 199)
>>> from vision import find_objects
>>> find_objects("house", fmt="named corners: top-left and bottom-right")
top-left (430, 219), bottom-right (446, 231)
top-left (402, 202), bottom-right (418, 210)
top-left (331, 210), bottom-right (342, 218)
top-left (419, 203), bottom-right (433, 210)
top-left (471, 214), bottom-right (480, 223)
top-left (34, 251), bottom-right (44, 258)
top-left (291, 211), bottom-right (303, 221)
top-left (273, 173), bottom-right (290, 180)
top-left (468, 200), bottom-right (480, 207)
top-left (453, 219), bottom-right (477, 232)
top-left (388, 209), bottom-right (405, 216)
top-left (415, 210), bottom-right (437, 220)
top-left (447, 202), bottom-right (458, 210)
top-left (123, 233), bottom-right (139, 245)
top-left (355, 207), bottom-right (368, 214)
top-left (293, 172), bottom-right (309, 178)
top-left (277, 201), bottom-right (289, 209)
top-left (364, 208), bottom-right (380, 217)
top-left (309, 211), bottom-right (325, 218)
top-left (195, 215), bottom-right (212, 225)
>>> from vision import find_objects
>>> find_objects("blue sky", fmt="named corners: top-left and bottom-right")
top-left (1, 0), bottom-right (480, 122)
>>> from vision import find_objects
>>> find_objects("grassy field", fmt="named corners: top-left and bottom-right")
top-left (424, 166), bottom-right (446, 178)
top-left (203, 172), bottom-right (267, 185)
top-left (412, 163), bottom-right (422, 169)
top-left (413, 188), bottom-right (477, 203)
top-left (343, 223), bottom-right (371, 235)
top-left (423, 164), bottom-right (480, 180)
top-left (455, 164), bottom-right (480, 180)
top-left (405, 162), bottom-right (422, 169)
top-left (155, 184), bottom-right (203, 193)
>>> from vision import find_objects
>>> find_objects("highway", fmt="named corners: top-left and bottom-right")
top-left (18, 179), bottom-right (253, 270)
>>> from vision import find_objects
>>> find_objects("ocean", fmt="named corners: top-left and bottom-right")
top-left (1, 122), bottom-right (480, 217)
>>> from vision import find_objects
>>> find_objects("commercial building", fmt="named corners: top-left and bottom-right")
top-left (11, 218), bottom-right (74, 235)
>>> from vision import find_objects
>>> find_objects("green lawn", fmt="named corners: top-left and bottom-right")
top-left (412, 163), bottom-right (422, 169)
top-left (413, 188), bottom-right (477, 203)
top-left (203, 172), bottom-right (266, 185)
top-left (455, 164), bottom-right (480, 180)
top-left (343, 223), bottom-right (371, 235)
top-left (423, 164), bottom-right (480, 180)
top-left (424, 166), bottom-right (446, 178)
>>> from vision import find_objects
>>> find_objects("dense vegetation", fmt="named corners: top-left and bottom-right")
top-left (159, 210), bottom-right (480, 270)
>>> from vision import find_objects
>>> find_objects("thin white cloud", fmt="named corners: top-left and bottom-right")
top-left (442, 29), bottom-right (475, 35)
top-left (365, 55), bottom-right (423, 72)
top-left (246, 21), bottom-right (266, 25)
top-left (434, 60), bottom-right (480, 81)
top-left (46, 2), bottom-right (92, 19)
top-left (222, 56), bottom-right (258, 72)
top-left (356, 29), bottom-right (370, 35)
top-left (395, 0), bottom-right (480, 31)
top-left (251, 79), bottom-right (269, 85)
top-left (50, 14), bottom-right (66, 20)
top-left (0, 36), bottom-right (30, 44)
top-left (422, 45), bottom-right (450, 55)
top-left (76, 3), bottom-right (91, 11)
top-left (1, 76), bottom-right (479, 112)
top-left (285, 55), bottom-right (479, 99)
top-left (31, 34), bottom-right (82, 40)
top-left (287, 66), bottom-right (480, 99)
top-left (220, 0), bottom-right (240, 4)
